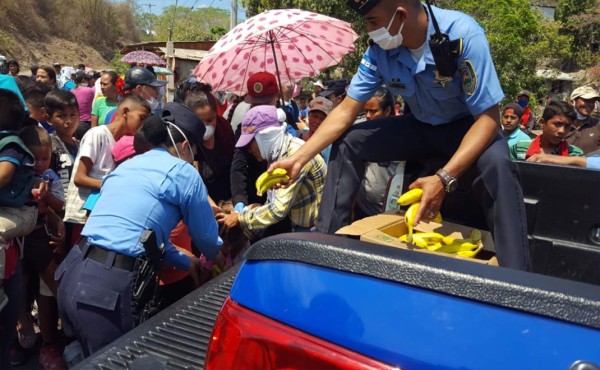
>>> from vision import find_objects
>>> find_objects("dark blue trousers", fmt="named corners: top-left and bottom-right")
top-left (56, 243), bottom-right (135, 357)
top-left (317, 114), bottom-right (531, 271)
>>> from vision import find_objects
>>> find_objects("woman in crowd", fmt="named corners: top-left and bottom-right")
top-left (36, 66), bottom-right (57, 88)
top-left (355, 87), bottom-right (402, 218)
top-left (184, 82), bottom-right (235, 203)
top-left (7, 60), bottom-right (20, 77)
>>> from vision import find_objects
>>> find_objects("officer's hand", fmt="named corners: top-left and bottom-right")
top-left (409, 175), bottom-right (445, 225)
top-left (188, 257), bottom-right (203, 287)
top-left (216, 212), bottom-right (240, 238)
top-left (268, 152), bottom-right (308, 187)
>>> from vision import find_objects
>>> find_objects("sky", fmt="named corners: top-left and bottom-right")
top-left (140, 0), bottom-right (246, 21)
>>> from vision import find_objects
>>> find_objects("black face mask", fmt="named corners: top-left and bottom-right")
top-left (426, 0), bottom-right (463, 78)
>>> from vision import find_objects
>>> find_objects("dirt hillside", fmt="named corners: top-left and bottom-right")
top-left (2, 32), bottom-right (113, 72)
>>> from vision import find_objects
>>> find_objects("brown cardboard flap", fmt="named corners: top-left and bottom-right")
top-left (335, 213), bottom-right (405, 236)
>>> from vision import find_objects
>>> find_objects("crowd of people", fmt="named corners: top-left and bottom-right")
top-left (0, 0), bottom-right (599, 368)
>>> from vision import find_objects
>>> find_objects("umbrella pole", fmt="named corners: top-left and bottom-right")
top-left (269, 30), bottom-right (285, 106)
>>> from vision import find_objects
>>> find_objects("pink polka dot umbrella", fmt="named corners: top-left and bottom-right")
top-left (193, 9), bottom-right (358, 95)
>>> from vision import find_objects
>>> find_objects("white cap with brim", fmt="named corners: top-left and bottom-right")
top-left (570, 86), bottom-right (600, 101)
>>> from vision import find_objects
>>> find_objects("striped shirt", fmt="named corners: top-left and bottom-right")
top-left (509, 140), bottom-right (584, 160)
top-left (238, 135), bottom-right (326, 240)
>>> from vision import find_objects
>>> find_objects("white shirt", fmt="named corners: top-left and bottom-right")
top-left (64, 126), bottom-right (116, 224)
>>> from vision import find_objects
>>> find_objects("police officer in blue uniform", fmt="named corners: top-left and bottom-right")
top-left (271, 0), bottom-right (531, 270)
top-left (56, 103), bottom-right (223, 357)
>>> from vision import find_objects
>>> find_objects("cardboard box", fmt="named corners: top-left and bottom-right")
top-left (336, 212), bottom-right (498, 266)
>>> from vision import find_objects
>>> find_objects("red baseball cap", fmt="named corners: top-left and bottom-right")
top-left (245, 72), bottom-right (279, 105)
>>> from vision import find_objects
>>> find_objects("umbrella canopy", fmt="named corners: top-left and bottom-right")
top-left (193, 9), bottom-right (358, 95)
top-left (121, 50), bottom-right (166, 66)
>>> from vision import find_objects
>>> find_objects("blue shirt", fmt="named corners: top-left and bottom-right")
top-left (82, 147), bottom-right (222, 270)
top-left (505, 128), bottom-right (530, 148)
top-left (348, 5), bottom-right (504, 125)
top-left (588, 156), bottom-right (600, 170)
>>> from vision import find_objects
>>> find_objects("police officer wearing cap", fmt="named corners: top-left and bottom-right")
top-left (56, 103), bottom-right (222, 357)
top-left (271, 0), bottom-right (531, 270)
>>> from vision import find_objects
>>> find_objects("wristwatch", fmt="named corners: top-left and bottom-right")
top-left (435, 168), bottom-right (458, 193)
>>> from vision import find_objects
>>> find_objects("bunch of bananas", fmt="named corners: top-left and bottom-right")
top-left (399, 229), bottom-right (483, 258)
top-left (255, 168), bottom-right (290, 196)
top-left (397, 188), bottom-right (442, 243)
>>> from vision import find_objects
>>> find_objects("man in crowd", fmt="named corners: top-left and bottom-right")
top-left (566, 86), bottom-right (600, 154)
top-left (516, 90), bottom-right (535, 134)
top-left (270, 0), bottom-right (531, 270)
top-left (319, 80), bottom-right (347, 109)
top-left (501, 103), bottom-right (531, 147)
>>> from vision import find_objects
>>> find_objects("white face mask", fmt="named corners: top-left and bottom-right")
top-left (142, 86), bottom-right (161, 112)
top-left (572, 103), bottom-right (588, 121)
top-left (368, 11), bottom-right (405, 51)
top-left (203, 125), bottom-right (216, 141)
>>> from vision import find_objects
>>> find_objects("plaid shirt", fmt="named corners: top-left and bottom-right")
top-left (238, 135), bottom-right (326, 239)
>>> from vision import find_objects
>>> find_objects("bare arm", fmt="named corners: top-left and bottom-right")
top-left (411, 105), bottom-right (500, 224)
top-left (73, 157), bottom-right (102, 189)
top-left (91, 115), bottom-right (99, 128)
top-left (269, 96), bottom-right (365, 180)
top-left (0, 162), bottom-right (16, 188)
top-left (527, 154), bottom-right (587, 167)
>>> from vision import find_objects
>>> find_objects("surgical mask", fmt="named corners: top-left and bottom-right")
top-left (203, 125), bottom-right (216, 141)
top-left (517, 100), bottom-right (529, 108)
top-left (573, 105), bottom-right (587, 121)
top-left (166, 122), bottom-right (194, 163)
top-left (143, 86), bottom-right (161, 112)
top-left (368, 12), bottom-right (405, 51)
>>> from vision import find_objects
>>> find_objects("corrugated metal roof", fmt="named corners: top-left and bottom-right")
top-left (158, 48), bottom-right (209, 61)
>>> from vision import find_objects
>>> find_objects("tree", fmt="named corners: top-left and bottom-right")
top-left (152, 6), bottom-right (230, 41)
top-left (243, 0), bottom-right (572, 101)
top-left (556, 0), bottom-right (600, 70)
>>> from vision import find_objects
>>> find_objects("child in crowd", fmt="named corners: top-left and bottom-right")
top-left (510, 101), bottom-right (585, 160)
top-left (19, 126), bottom-right (66, 369)
top-left (501, 103), bottom-right (531, 147)
top-left (24, 87), bottom-right (56, 135)
top-left (63, 94), bottom-right (150, 244)
top-left (0, 89), bottom-right (37, 369)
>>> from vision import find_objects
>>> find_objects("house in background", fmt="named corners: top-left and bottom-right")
top-left (530, 0), bottom-right (558, 20)
top-left (120, 41), bottom-right (215, 82)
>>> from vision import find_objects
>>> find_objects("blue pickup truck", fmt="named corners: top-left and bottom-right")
top-left (74, 162), bottom-right (600, 370)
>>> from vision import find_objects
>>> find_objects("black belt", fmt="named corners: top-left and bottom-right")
top-left (80, 241), bottom-right (137, 271)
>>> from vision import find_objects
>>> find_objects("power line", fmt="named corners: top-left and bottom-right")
top-left (140, 2), bottom-right (154, 13)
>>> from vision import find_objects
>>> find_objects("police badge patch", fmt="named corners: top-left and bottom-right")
top-left (460, 60), bottom-right (477, 96)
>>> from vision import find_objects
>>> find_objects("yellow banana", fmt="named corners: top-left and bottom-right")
top-left (397, 188), bottom-right (423, 206)
top-left (412, 235), bottom-right (429, 248)
top-left (426, 241), bottom-right (443, 251)
top-left (404, 202), bottom-right (420, 243)
top-left (442, 236), bottom-right (456, 245)
top-left (255, 169), bottom-right (290, 196)
top-left (432, 212), bottom-right (442, 223)
top-left (413, 232), bottom-right (445, 241)
top-left (436, 241), bottom-right (479, 255)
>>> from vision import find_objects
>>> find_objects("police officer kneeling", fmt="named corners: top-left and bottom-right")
top-left (56, 104), bottom-right (222, 357)
top-left (271, 0), bottom-right (531, 270)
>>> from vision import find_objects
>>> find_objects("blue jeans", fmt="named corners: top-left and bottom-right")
top-left (1, 262), bottom-right (22, 369)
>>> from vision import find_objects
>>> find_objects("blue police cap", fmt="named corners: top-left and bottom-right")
top-left (161, 102), bottom-right (205, 149)
top-left (346, 0), bottom-right (381, 16)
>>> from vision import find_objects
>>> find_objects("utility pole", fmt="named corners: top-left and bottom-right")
top-left (166, 0), bottom-right (179, 102)
top-left (230, 0), bottom-right (238, 29)
top-left (140, 2), bottom-right (154, 14)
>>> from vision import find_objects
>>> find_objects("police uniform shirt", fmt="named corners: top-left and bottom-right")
top-left (347, 5), bottom-right (504, 125)
top-left (82, 147), bottom-right (223, 271)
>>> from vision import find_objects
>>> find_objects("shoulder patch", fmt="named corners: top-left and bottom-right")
top-left (460, 60), bottom-right (477, 96)
top-left (359, 54), bottom-right (378, 76)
